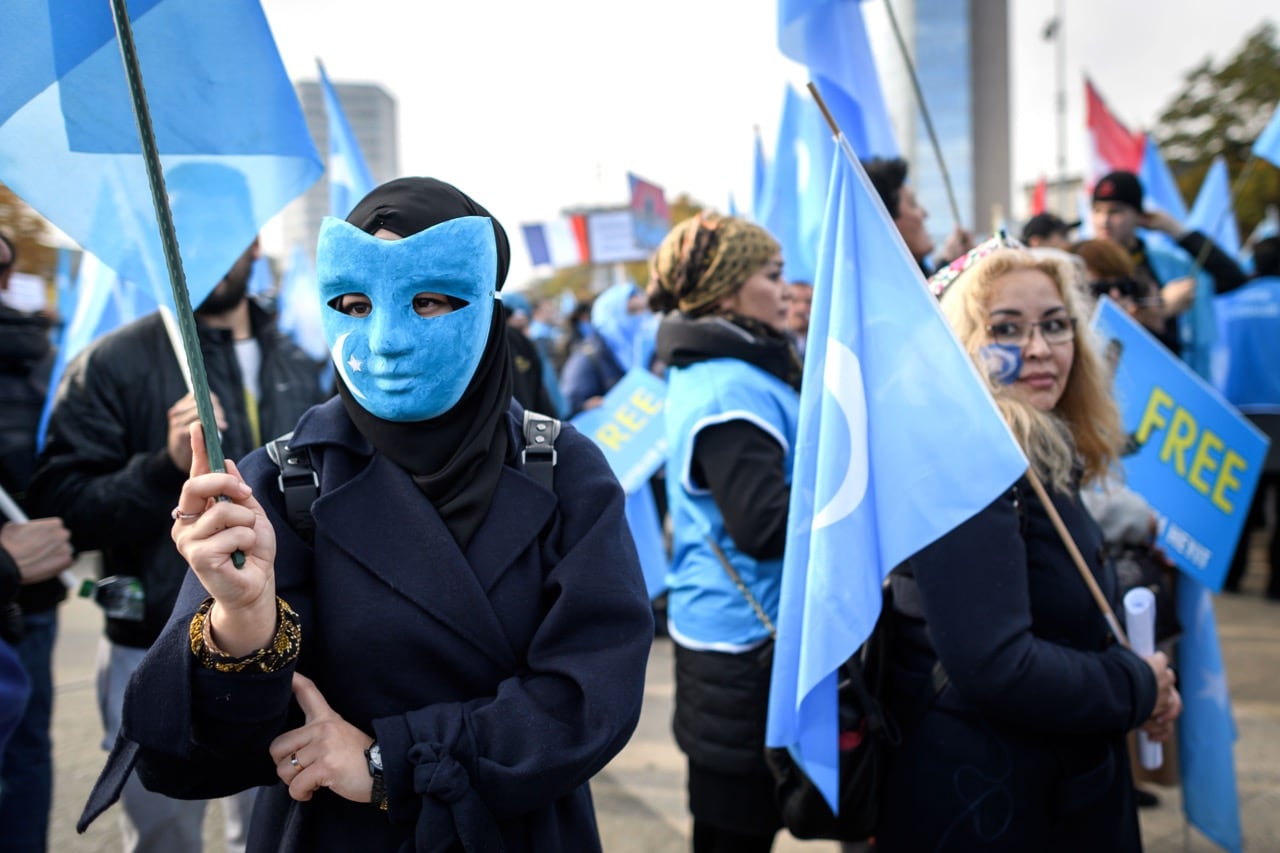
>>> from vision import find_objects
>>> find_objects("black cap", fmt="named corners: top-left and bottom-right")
top-left (1021, 213), bottom-right (1080, 243)
top-left (1092, 171), bottom-right (1144, 212)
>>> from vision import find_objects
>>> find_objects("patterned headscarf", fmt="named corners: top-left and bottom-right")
top-left (649, 213), bottom-right (780, 317)
top-left (927, 230), bottom-right (1024, 298)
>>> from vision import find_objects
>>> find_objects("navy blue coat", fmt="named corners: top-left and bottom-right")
top-left (97, 397), bottom-right (653, 852)
top-left (879, 478), bottom-right (1158, 852)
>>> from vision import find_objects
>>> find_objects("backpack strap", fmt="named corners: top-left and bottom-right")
top-left (521, 410), bottom-right (561, 490)
top-left (266, 432), bottom-right (318, 545)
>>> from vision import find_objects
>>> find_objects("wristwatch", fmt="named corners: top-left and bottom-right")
top-left (365, 741), bottom-right (387, 811)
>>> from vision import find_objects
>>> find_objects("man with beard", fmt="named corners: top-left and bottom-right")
top-left (30, 239), bottom-right (326, 853)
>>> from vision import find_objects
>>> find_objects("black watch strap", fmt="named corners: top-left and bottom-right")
top-left (365, 743), bottom-right (388, 811)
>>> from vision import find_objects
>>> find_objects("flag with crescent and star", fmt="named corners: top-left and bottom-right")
top-left (1177, 577), bottom-right (1243, 852)
top-left (765, 141), bottom-right (1028, 811)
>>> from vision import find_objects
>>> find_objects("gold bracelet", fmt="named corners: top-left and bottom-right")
top-left (189, 597), bottom-right (301, 673)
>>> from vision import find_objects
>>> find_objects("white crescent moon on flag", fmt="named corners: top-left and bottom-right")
top-left (812, 339), bottom-right (869, 531)
top-left (330, 332), bottom-right (367, 399)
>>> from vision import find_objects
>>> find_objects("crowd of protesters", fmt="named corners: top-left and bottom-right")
top-left (0, 157), bottom-right (1274, 852)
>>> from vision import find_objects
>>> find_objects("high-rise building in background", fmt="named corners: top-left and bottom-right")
top-left (282, 80), bottom-right (399, 256)
top-left (865, 0), bottom-right (1011, 242)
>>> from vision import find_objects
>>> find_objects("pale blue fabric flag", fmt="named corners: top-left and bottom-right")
top-left (1187, 157), bottom-right (1242, 260)
top-left (752, 126), bottom-right (768, 223)
top-left (625, 486), bottom-right (670, 599)
top-left (1138, 136), bottom-right (1189, 221)
top-left (277, 245), bottom-right (328, 364)
top-left (38, 253), bottom-right (157, 446)
top-left (1177, 578), bottom-right (1243, 853)
top-left (277, 245), bottom-right (331, 393)
top-left (766, 142), bottom-right (1026, 809)
top-left (1253, 100), bottom-right (1280, 168)
top-left (777, 0), bottom-right (898, 159)
top-left (0, 0), bottom-right (322, 311)
top-left (317, 58), bottom-right (376, 219)
top-left (759, 85), bottom-right (835, 284)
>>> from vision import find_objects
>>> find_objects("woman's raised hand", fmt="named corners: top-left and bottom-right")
top-left (171, 421), bottom-right (278, 656)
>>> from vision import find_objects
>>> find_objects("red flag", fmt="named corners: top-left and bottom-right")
top-left (1085, 78), bottom-right (1144, 184)
top-left (1030, 175), bottom-right (1048, 215)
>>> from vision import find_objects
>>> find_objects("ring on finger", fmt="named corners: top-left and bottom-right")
top-left (290, 753), bottom-right (301, 770)
top-left (170, 507), bottom-right (204, 521)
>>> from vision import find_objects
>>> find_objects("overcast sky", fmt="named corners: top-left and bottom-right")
top-left (259, 0), bottom-right (1277, 288)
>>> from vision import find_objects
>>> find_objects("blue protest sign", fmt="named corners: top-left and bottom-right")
top-left (570, 368), bottom-right (668, 495)
top-left (1092, 297), bottom-right (1270, 590)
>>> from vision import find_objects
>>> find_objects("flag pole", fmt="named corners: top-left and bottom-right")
top-left (879, 0), bottom-right (964, 230)
top-left (809, 79), bottom-right (1131, 649)
top-left (108, 0), bottom-right (243, 567)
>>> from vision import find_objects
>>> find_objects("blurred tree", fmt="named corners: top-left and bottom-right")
top-left (1153, 22), bottom-right (1280, 237)
top-left (0, 182), bottom-right (57, 279)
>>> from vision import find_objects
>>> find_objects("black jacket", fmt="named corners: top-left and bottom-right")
top-left (29, 302), bottom-right (325, 648)
top-left (0, 304), bottom-right (63, 622)
top-left (879, 478), bottom-right (1157, 852)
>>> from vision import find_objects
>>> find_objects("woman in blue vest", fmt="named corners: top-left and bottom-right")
top-left (648, 213), bottom-right (801, 853)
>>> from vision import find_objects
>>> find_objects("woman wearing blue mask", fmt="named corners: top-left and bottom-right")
top-left (559, 280), bottom-right (657, 416)
top-left (80, 178), bottom-right (654, 852)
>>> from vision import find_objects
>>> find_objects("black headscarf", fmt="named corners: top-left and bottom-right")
top-left (336, 177), bottom-right (513, 548)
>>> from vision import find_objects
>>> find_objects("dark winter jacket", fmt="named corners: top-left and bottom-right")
top-left (29, 303), bottom-right (324, 647)
top-left (879, 477), bottom-right (1158, 852)
top-left (559, 332), bottom-right (625, 417)
top-left (80, 397), bottom-right (653, 852)
top-left (0, 304), bottom-right (64, 619)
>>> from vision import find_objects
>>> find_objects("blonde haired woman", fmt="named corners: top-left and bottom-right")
top-left (877, 246), bottom-right (1181, 852)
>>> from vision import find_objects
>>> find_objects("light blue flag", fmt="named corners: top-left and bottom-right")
top-left (317, 59), bottom-right (376, 219)
top-left (1177, 578), bottom-right (1243, 853)
top-left (727, 192), bottom-right (740, 218)
top-left (52, 247), bottom-right (74, 347)
top-left (625, 486), bottom-right (669, 599)
top-left (38, 253), bottom-right (157, 446)
top-left (752, 126), bottom-right (768, 223)
top-left (1253, 100), bottom-right (1280, 168)
top-left (277, 245), bottom-right (329, 365)
top-left (777, 0), bottom-right (898, 159)
top-left (759, 86), bottom-right (835, 284)
top-left (247, 255), bottom-right (273, 297)
top-left (766, 142), bottom-right (1027, 809)
top-left (1187, 157), bottom-right (1241, 260)
top-left (1138, 136), bottom-right (1189, 221)
top-left (0, 0), bottom-right (322, 314)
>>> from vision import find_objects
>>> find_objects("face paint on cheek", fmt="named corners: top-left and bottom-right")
top-left (979, 343), bottom-right (1022, 385)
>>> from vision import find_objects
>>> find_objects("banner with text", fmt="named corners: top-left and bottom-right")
top-left (570, 367), bottom-right (668, 494)
top-left (1093, 297), bottom-right (1269, 590)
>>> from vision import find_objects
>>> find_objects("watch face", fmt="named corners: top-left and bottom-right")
top-left (368, 743), bottom-right (383, 771)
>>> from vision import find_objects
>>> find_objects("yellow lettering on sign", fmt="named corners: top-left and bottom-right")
top-left (1212, 450), bottom-right (1246, 514)
top-left (1135, 386), bottom-right (1173, 445)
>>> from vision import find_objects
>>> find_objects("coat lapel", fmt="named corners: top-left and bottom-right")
top-left (312, 452), bottom-right (518, 670)
top-left (464, 466), bottom-right (559, 591)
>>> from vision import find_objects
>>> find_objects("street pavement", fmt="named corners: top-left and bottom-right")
top-left (37, 532), bottom-right (1280, 851)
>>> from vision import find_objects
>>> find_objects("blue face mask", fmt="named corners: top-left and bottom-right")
top-left (316, 216), bottom-right (497, 422)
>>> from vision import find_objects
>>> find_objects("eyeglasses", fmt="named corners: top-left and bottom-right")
top-left (985, 316), bottom-right (1077, 347)
top-left (1089, 278), bottom-right (1141, 299)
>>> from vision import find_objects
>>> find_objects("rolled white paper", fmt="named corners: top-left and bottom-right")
top-left (1123, 586), bottom-right (1163, 769)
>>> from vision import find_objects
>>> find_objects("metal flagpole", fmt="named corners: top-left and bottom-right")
top-left (880, 0), bottom-right (964, 230)
top-left (107, 0), bottom-right (244, 566)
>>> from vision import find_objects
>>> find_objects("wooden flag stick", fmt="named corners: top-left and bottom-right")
top-left (1024, 468), bottom-right (1131, 648)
